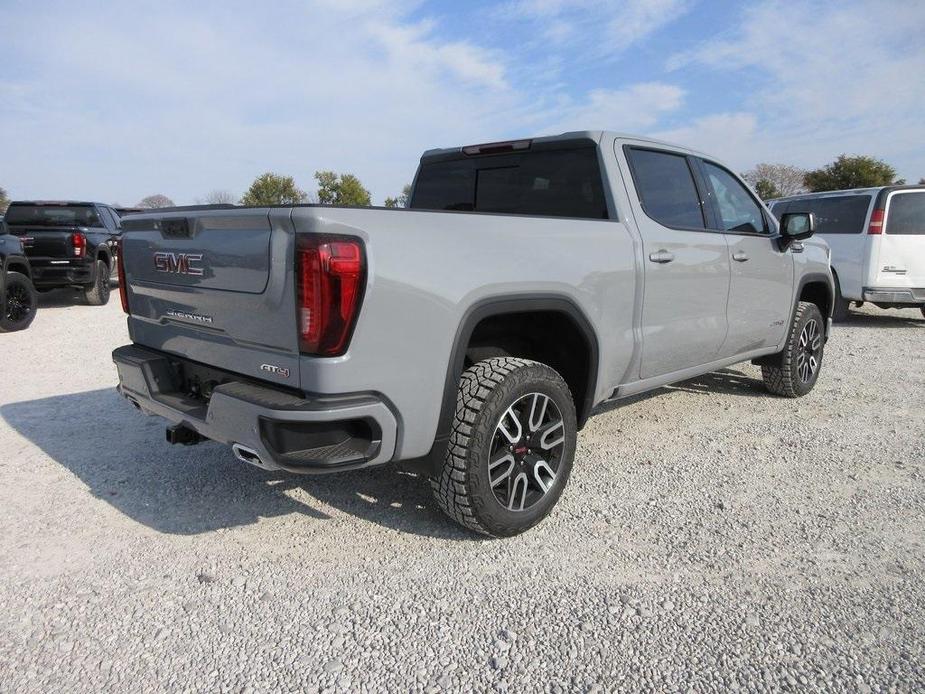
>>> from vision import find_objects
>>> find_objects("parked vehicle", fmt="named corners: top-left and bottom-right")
top-left (769, 186), bottom-right (925, 320)
top-left (0, 230), bottom-right (37, 332)
top-left (112, 131), bottom-right (834, 536)
top-left (4, 201), bottom-right (121, 305)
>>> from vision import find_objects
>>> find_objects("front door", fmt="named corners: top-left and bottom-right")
top-left (698, 160), bottom-right (793, 355)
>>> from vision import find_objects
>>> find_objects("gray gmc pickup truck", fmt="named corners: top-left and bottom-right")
top-left (113, 131), bottom-right (833, 536)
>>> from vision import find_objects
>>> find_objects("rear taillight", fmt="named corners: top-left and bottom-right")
top-left (70, 231), bottom-right (86, 257)
top-left (867, 208), bottom-right (885, 234)
top-left (297, 236), bottom-right (365, 356)
top-left (117, 239), bottom-right (129, 314)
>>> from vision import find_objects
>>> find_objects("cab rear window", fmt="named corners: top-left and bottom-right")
top-left (410, 147), bottom-right (608, 220)
top-left (886, 192), bottom-right (925, 235)
top-left (5, 204), bottom-right (103, 227)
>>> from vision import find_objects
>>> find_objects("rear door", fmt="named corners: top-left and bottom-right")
top-left (877, 190), bottom-right (925, 293)
top-left (622, 146), bottom-right (730, 379)
top-left (697, 160), bottom-right (793, 355)
top-left (121, 207), bottom-right (302, 386)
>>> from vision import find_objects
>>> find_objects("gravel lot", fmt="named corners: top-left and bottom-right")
top-left (1, 292), bottom-right (923, 692)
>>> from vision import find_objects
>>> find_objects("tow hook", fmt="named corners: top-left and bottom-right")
top-left (166, 424), bottom-right (204, 446)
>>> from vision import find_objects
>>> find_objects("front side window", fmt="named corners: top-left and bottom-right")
top-left (626, 148), bottom-right (704, 229)
top-left (703, 162), bottom-right (766, 234)
top-left (886, 192), bottom-right (925, 235)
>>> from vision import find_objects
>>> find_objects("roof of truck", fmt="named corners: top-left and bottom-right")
top-left (419, 130), bottom-right (710, 162)
top-left (9, 200), bottom-right (107, 206)
top-left (770, 185), bottom-right (925, 204)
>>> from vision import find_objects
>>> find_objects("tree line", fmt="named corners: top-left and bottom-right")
top-left (132, 172), bottom-right (410, 210)
top-left (2, 156), bottom-right (924, 215)
top-left (743, 155), bottom-right (922, 200)
top-left (117, 155), bottom-right (925, 209)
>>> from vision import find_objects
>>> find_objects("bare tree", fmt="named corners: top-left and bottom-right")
top-left (198, 189), bottom-right (236, 205)
top-left (137, 194), bottom-right (175, 209)
top-left (742, 163), bottom-right (807, 198)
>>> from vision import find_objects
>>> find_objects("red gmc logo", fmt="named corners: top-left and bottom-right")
top-left (153, 251), bottom-right (204, 276)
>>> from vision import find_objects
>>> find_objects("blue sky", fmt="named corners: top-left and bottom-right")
top-left (2, 0), bottom-right (924, 205)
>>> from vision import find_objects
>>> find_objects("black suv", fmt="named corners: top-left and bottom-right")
top-left (4, 201), bottom-right (121, 305)
top-left (0, 228), bottom-right (37, 332)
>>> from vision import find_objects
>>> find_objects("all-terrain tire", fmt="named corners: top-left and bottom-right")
top-left (0, 272), bottom-right (38, 332)
top-left (430, 357), bottom-right (577, 537)
top-left (831, 272), bottom-right (850, 322)
top-left (83, 259), bottom-right (111, 306)
top-left (761, 301), bottom-right (825, 398)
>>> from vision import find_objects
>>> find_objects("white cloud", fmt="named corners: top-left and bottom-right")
top-left (550, 83), bottom-right (686, 133)
top-left (0, 1), bottom-right (517, 205)
top-left (667, 1), bottom-right (925, 177)
top-left (499, 0), bottom-right (691, 52)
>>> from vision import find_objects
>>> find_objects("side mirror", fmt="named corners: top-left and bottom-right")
top-left (780, 212), bottom-right (815, 240)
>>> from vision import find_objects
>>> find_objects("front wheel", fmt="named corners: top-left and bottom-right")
top-left (761, 301), bottom-right (825, 397)
top-left (431, 357), bottom-right (577, 537)
top-left (0, 272), bottom-right (38, 332)
top-left (83, 260), bottom-right (111, 306)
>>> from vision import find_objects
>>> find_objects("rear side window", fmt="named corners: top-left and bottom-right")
top-left (410, 147), bottom-right (608, 219)
top-left (779, 196), bottom-right (871, 234)
top-left (886, 192), bottom-right (925, 235)
top-left (625, 148), bottom-right (704, 229)
top-left (703, 162), bottom-right (767, 233)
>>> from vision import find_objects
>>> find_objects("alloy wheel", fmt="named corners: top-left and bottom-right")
top-left (796, 318), bottom-right (822, 383)
top-left (488, 392), bottom-right (566, 512)
top-left (5, 283), bottom-right (32, 324)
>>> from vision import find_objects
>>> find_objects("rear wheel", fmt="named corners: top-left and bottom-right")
top-left (0, 272), bottom-right (38, 332)
top-left (761, 301), bottom-right (825, 398)
top-left (83, 259), bottom-right (111, 306)
top-left (431, 357), bottom-right (577, 537)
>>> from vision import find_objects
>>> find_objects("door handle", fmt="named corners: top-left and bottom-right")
top-left (648, 249), bottom-right (675, 264)
top-left (732, 251), bottom-right (750, 262)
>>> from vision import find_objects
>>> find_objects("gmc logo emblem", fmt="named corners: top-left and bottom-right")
top-left (154, 251), bottom-right (204, 276)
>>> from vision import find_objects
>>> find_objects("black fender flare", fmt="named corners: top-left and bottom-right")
top-left (794, 271), bottom-right (835, 338)
top-left (412, 294), bottom-right (600, 476)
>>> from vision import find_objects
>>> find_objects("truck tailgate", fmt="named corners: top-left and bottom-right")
top-left (121, 208), bottom-right (301, 387)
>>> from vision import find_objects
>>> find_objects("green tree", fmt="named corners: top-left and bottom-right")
top-left (804, 155), bottom-right (897, 192)
top-left (240, 173), bottom-right (306, 206)
top-left (384, 184), bottom-right (412, 208)
top-left (314, 171), bottom-right (371, 206)
top-left (0, 186), bottom-right (9, 214)
top-left (753, 180), bottom-right (782, 200)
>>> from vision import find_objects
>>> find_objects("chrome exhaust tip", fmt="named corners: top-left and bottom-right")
top-left (232, 443), bottom-right (265, 468)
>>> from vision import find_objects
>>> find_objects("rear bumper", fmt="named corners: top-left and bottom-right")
top-left (112, 344), bottom-right (398, 474)
top-left (862, 287), bottom-right (925, 304)
top-left (29, 257), bottom-right (95, 287)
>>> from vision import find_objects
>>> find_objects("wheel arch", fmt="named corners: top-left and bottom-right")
top-left (415, 294), bottom-right (600, 476)
top-left (796, 272), bottom-right (834, 325)
top-left (4, 257), bottom-right (32, 281)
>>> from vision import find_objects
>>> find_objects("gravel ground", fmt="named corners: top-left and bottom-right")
top-left (1, 292), bottom-right (923, 692)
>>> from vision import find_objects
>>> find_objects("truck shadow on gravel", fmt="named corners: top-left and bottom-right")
top-left (840, 311), bottom-right (924, 328)
top-left (1, 388), bottom-right (474, 540)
